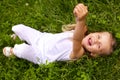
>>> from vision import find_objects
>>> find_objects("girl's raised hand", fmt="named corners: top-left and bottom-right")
top-left (73, 3), bottom-right (88, 21)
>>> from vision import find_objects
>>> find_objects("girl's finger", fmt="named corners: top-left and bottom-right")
top-left (73, 8), bottom-right (78, 16)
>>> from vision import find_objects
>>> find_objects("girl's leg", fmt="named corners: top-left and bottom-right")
top-left (12, 43), bottom-right (41, 64)
top-left (12, 24), bottom-right (43, 45)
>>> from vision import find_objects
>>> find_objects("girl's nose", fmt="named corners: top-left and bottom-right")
top-left (94, 37), bottom-right (99, 44)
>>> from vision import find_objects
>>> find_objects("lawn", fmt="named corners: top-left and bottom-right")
top-left (0, 0), bottom-right (120, 80)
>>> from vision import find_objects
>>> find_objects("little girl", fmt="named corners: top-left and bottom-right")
top-left (3, 3), bottom-right (116, 64)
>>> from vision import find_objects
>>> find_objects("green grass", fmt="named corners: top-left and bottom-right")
top-left (0, 0), bottom-right (120, 80)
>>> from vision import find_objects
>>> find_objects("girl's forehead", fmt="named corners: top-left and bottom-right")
top-left (100, 33), bottom-right (111, 53)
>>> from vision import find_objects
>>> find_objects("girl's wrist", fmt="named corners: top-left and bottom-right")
top-left (76, 18), bottom-right (86, 24)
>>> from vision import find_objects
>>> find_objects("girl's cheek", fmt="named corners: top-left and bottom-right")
top-left (92, 45), bottom-right (97, 50)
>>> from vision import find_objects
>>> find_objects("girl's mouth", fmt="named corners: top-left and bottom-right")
top-left (88, 38), bottom-right (92, 46)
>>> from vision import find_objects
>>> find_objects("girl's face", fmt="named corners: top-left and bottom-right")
top-left (82, 32), bottom-right (112, 56)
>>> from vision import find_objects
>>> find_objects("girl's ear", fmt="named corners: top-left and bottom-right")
top-left (90, 53), bottom-right (99, 57)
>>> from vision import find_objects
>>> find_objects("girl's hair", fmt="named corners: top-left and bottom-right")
top-left (107, 32), bottom-right (117, 55)
top-left (62, 24), bottom-right (88, 35)
top-left (62, 24), bottom-right (76, 32)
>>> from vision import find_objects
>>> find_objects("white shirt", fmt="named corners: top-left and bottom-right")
top-left (35, 31), bottom-right (74, 64)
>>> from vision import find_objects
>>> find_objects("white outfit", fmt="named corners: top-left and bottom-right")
top-left (12, 24), bottom-right (73, 64)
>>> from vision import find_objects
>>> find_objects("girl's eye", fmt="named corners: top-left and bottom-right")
top-left (98, 45), bottom-right (100, 49)
top-left (98, 44), bottom-right (101, 49)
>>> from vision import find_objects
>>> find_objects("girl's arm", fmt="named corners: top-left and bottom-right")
top-left (70, 3), bottom-right (88, 59)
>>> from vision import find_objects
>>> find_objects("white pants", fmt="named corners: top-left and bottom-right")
top-left (12, 24), bottom-right (43, 64)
